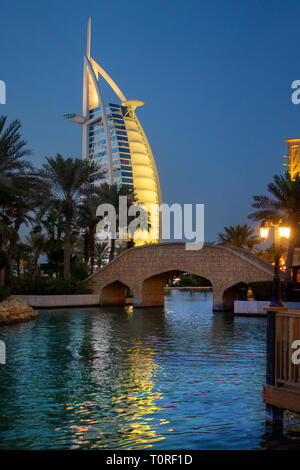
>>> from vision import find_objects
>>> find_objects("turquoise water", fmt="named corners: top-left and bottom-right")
top-left (0, 289), bottom-right (300, 450)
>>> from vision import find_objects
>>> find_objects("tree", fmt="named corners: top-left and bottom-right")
top-left (218, 224), bottom-right (260, 249)
top-left (10, 241), bottom-right (31, 276)
top-left (0, 115), bottom-right (32, 183)
top-left (95, 183), bottom-right (137, 261)
top-left (41, 154), bottom-right (94, 279)
top-left (249, 173), bottom-right (300, 280)
top-left (78, 185), bottom-right (104, 274)
top-left (95, 242), bottom-right (109, 269)
top-left (25, 231), bottom-right (45, 277)
top-left (0, 116), bottom-right (44, 283)
top-left (36, 209), bottom-right (65, 277)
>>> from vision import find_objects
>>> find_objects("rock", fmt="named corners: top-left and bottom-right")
top-left (0, 298), bottom-right (38, 326)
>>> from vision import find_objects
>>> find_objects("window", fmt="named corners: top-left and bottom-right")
top-left (118, 141), bottom-right (129, 148)
top-left (119, 152), bottom-right (131, 159)
top-left (111, 112), bottom-right (122, 118)
top-left (119, 147), bottom-right (130, 153)
top-left (121, 171), bottom-right (133, 177)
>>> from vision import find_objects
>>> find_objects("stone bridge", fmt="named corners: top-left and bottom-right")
top-left (87, 242), bottom-right (274, 311)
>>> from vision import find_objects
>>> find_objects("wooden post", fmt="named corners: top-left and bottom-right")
top-left (266, 308), bottom-right (284, 434)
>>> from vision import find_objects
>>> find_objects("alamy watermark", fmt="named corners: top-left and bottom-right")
top-left (96, 198), bottom-right (204, 250)
top-left (292, 340), bottom-right (300, 365)
top-left (0, 80), bottom-right (6, 104)
top-left (0, 340), bottom-right (6, 364)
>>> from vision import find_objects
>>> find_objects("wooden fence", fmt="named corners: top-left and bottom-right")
top-left (275, 311), bottom-right (300, 389)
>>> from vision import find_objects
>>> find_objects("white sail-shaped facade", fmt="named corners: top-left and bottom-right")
top-left (65, 19), bottom-right (162, 243)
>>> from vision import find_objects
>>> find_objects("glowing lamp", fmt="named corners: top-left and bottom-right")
top-left (279, 226), bottom-right (291, 239)
top-left (260, 226), bottom-right (270, 240)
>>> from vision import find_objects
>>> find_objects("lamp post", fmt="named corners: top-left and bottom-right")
top-left (260, 222), bottom-right (290, 433)
top-left (259, 223), bottom-right (290, 307)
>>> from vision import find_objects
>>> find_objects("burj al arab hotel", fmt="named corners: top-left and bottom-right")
top-left (64, 18), bottom-right (162, 242)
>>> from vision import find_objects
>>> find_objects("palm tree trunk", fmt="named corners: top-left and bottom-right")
top-left (0, 269), bottom-right (4, 285)
top-left (0, 235), bottom-right (5, 286)
top-left (83, 229), bottom-right (89, 264)
top-left (33, 253), bottom-right (39, 278)
top-left (64, 214), bottom-right (72, 280)
top-left (109, 238), bottom-right (115, 262)
top-left (89, 226), bottom-right (96, 274)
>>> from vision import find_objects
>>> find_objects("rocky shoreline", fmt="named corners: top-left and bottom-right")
top-left (0, 298), bottom-right (39, 326)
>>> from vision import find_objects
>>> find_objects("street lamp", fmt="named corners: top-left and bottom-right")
top-left (278, 226), bottom-right (291, 239)
top-left (259, 223), bottom-right (290, 307)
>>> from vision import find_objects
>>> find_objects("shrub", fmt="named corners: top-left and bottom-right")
top-left (0, 285), bottom-right (10, 302)
top-left (249, 281), bottom-right (273, 301)
top-left (249, 280), bottom-right (300, 301)
top-left (70, 261), bottom-right (89, 281)
top-left (284, 282), bottom-right (300, 302)
top-left (178, 275), bottom-right (211, 287)
top-left (10, 277), bottom-right (92, 295)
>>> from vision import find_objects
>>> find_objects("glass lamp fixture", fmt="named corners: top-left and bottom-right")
top-left (279, 226), bottom-right (291, 239)
top-left (260, 226), bottom-right (270, 240)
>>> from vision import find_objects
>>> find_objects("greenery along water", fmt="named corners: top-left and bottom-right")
top-left (1, 289), bottom-right (300, 450)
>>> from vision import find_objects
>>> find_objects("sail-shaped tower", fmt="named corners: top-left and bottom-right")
top-left (64, 18), bottom-right (162, 243)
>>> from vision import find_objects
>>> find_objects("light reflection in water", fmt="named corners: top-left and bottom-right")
top-left (1, 290), bottom-right (300, 449)
top-left (110, 342), bottom-right (165, 449)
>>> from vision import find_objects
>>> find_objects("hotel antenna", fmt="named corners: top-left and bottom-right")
top-left (87, 17), bottom-right (91, 59)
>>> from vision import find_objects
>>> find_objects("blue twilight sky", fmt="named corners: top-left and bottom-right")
top-left (1, 0), bottom-right (300, 242)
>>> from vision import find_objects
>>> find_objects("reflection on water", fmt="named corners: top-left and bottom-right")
top-left (0, 289), bottom-right (300, 449)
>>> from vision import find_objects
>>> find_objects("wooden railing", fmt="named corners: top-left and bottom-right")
top-left (275, 310), bottom-right (300, 389)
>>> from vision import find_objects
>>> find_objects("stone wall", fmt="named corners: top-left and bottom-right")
top-left (0, 298), bottom-right (38, 326)
top-left (10, 294), bottom-right (100, 308)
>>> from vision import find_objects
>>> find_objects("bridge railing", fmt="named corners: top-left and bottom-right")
top-left (264, 307), bottom-right (300, 429)
top-left (275, 310), bottom-right (300, 389)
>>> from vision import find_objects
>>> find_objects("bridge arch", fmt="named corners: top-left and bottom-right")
top-left (222, 282), bottom-right (249, 311)
top-left (141, 270), bottom-right (213, 307)
top-left (101, 280), bottom-right (132, 305)
top-left (87, 243), bottom-right (274, 311)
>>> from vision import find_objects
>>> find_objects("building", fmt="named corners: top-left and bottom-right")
top-left (283, 138), bottom-right (300, 180)
top-left (64, 18), bottom-right (162, 243)
top-left (283, 139), bottom-right (300, 284)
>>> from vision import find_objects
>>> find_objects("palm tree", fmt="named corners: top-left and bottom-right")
top-left (35, 209), bottom-right (65, 278)
top-left (95, 182), bottom-right (137, 261)
top-left (25, 231), bottom-right (45, 277)
top-left (10, 241), bottom-right (30, 277)
top-left (249, 173), bottom-right (300, 279)
top-left (95, 242), bottom-right (109, 269)
top-left (0, 116), bottom-right (43, 283)
top-left (78, 185), bottom-right (104, 274)
top-left (41, 208), bottom-right (64, 243)
top-left (41, 154), bottom-right (94, 279)
top-left (0, 115), bottom-right (32, 181)
top-left (218, 224), bottom-right (260, 249)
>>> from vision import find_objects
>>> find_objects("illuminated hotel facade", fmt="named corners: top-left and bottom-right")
top-left (284, 138), bottom-right (300, 180)
top-left (65, 19), bottom-right (162, 242)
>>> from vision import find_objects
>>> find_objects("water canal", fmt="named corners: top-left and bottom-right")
top-left (0, 289), bottom-right (300, 449)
